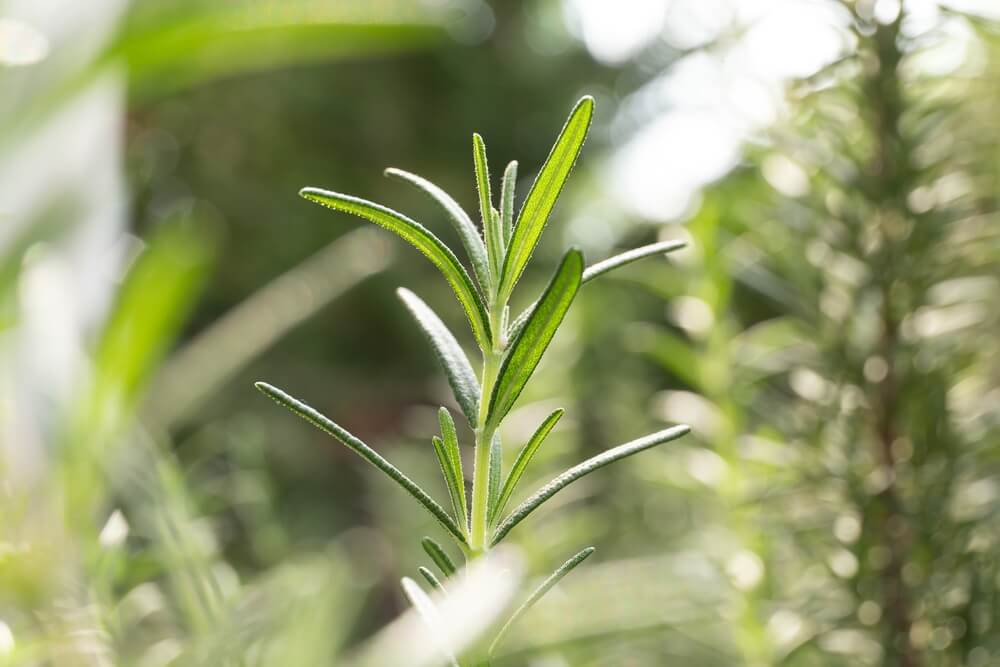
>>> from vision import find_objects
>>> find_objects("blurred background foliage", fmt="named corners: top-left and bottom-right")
top-left (1, 0), bottom-right (998, 665)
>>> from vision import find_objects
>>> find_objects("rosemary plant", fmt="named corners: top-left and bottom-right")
top-left (256, 96), bottom-right (690, 659)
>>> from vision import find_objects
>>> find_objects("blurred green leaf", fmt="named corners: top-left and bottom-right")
top-left (421, 537), bottom-right (457, 579)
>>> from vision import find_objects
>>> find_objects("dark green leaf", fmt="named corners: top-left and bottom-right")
top-left (255, 382), bottom-right (466, 545)
top-left (489, 547), bottom-right (595, 655)
top-left (421, 537), bottom-right (457, 578)
top-left (492, 409), bottom-right (564, 524)
top-left (492, 425), bottom-right (690, 545)
top-left (418, 566), bottom-right (446, 592)
top-left (498, 96), bottom-right (594, 300)
top-left (300, 188), bottom-right (491, 348)
top-left (487, 249), bottom-right (583, 429)
top-left (384, 167), bottom-right (489, 289)
top-left (397, 289), bottom-right (481, 426)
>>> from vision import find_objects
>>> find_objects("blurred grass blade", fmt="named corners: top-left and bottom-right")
top-left (487, 432), bottom-right (503, 524)
top-left (473, 133), bottom-right (504, 284)
top-left (301, 188), bottom-right (491, 348)
top-left (507, 241), bottom-right (685, 341)
top-left (385, 168), bottom-right (489, 289)
top-left (438, 409), bottom-right (467, 528)
top-left (421, 537), bottom-right (457, 578)
top-left (401, 577), bottom-right (460, 667)
top-left (498, 96), bottom-right (593, 300)
top-left (398, 288), bottom-right (481, 426)
top-left (492, 425), bottom-right (690, 545)
top-left (487, 249), bottom-right (583, 428)
top-left (418, 566), bottom-right (446, 593)
top-left (500, 160), bottom-right (518, 246)
top-left (151, 229), bottom-right (392, 427)
top-left (493, 409), bottom-right (564, 525)
top-left (489, 546), bottom-right (595, 655)
top-left (255, 382), bottom-right (466, 545)
top-left (581, 240), bottom-right (687, 283)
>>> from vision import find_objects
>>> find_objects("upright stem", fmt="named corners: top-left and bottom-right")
top-left (470, 301), bottom-right (506, 554)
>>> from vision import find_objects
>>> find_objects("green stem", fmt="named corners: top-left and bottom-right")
top-left (470, 300), bottom-right (506, 553)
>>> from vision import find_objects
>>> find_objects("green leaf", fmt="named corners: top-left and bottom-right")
top-left (489, 546), bottom-right (595, 655)
top-left (492, 409), bottom-right (564, 525)
top-left (581, 240), bottom-right (687, 283)
top-left (300, 188), bottom-right (491, 348)
top-left (500, 161), bottom-right (518, 246)
top-left (473, 134), bottom-right (504, 285)
top-left (492, 425), bottom-right (690, 545)
top-left (434, 408), bottom-right (468, 533)
top-left (418, 566), bottom-right (446, 592)
top-left (487, 249), bottom-right (583, 429)
top-left (432, 437), bottom-right (465, 536)
top-left (486, 432), bottom-right (503, 524)
top-left (506, 240), bottom-right (687, 342)
top-left (398, 289), bottom-right (481, 426)
top-left (498, 96), bottom-right (594, 300)
top-left (421, 537), bottom-right (458, 578)
top-left (384, 168), bottom-right (490, 289)
top-left (255, 382), bottom-right (466, 546)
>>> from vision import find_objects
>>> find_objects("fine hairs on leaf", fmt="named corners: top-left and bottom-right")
top-left (258, 95), bottom-right (692, 662)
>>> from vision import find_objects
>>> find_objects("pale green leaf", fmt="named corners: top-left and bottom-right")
top-left (498, 96), bottom-right (594, 300)
top-left (489, 546), bottom-right (595, 655)
top-left (492, 425), bottom-right (691, 545)
top-left (487, 249), bottom-right (583, 429)
top-left (384, 168), bottom-right (489, 289)
top-left (500, 160), bottom-right (518, 246)
top-left (397, 288), bottom-right (481, 426)
top-left (300, 188), bottom-right (491, 348)
top-left (255, 382), bottom-right (466, 545)
top-left (492, 409), bottom-right (564, 525)
top-left (473, 133), bottom-right (504, 285)
top-left (486, 432), bottom-right (503, 524)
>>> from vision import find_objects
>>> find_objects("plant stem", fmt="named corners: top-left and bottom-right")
top-left (470, 303), bottom-right (506, 554)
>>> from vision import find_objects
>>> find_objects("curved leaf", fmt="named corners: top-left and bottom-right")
top-left (506, 240), bottom-right (687, 342)
top-left (492, 408), bottom-right (564, 524)
top-left (398, 288), bottom-right (480, 426)
top-left (255, 382), bottom-right (466, 545)
top-left (300, 188), bottom-right (491, 348)
top-left (581, 240), bottom-right (687, 283)
top-left (498, 96), bottom-right (594, 300)
top-left (384, 168), bottom-right (489, 289)
top-left (492, 425), bottom-right (691, 545)
top-left (489, 546), bottom-right (595, 655)
top-left (421, 536), bottom-right (458, 578)
top-left (487, 249), bottom-right (583, 429)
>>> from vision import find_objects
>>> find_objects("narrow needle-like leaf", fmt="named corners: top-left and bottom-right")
top-left (489, 547), bottom-right (595, 655)
top-left (384, 167), bottom-right (490, 290)
top-left (581, 240), bottom-right (687, 283)
top-left (300, 188), bottom-right (491, 348)
top-left (421, 537), bottom-right (457, 578)
top-left (398, 288), bottom-right (481, 426)
top-left (473, 133), bottom-right (504, 285)
top-left (492, 425), bottom-right (691, 545)
top-left (433, 437), bottom-right (466, 536)
top-left (436, 408), bottom-right (468, 532)
top-left (486, 432), bottom-right (503, 524)
top-left (400, 577), bottom-right (460, 667)
top-left (500, 160), bottom-right (518, 246)
top-left (255, 382), bottom-right (466, 546)
top-left (492, 408), bottom-right (564, 524)
top-left (507, 240), bottom-right (688, 341)
top-left (487, 249), bottom-right (583, 429)
top-left (418, 566), bottom-right (446, 593)
top-left (499, 96), bottom-right (594, 301)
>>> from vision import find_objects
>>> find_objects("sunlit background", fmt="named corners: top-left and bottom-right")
top-left (1, 0), bottom-right (999, 665)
